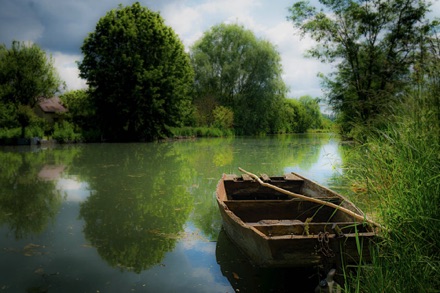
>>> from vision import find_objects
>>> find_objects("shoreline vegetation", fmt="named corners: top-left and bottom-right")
top-left (341, 91), bottom-right (439, 292)
top-left (0, 126), bottom-right (333, 145)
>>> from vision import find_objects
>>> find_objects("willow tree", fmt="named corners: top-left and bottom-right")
top-left (190, 24), bottom-right (287, 135)
top-left (79, 2), bottom-right (194, 141)
top-left (288, 0), bottom-right (433, 137)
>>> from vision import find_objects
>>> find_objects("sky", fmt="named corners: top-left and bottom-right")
top-left (1, 0), bottom-right (439, 102)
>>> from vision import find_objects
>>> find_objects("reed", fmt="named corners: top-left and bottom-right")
top-left (169, 126), bottom-right (234, 138)
top-left (342, 91), bottom-right (440, 292)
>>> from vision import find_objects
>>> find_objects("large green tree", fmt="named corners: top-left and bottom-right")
top-left (0, 41), bottom-right (63, 136)
top-left (0, 41), bottom-right (62, 107)
top-left (288, 0), bottom-right (432, 137)
top-left (79, 2), bottom-right (194, 141)
top-left (190, 24), bottom-right (287, 135)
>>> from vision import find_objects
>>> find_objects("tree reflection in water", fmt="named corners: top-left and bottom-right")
top-left (0, 134), bottom-right (341, 291)
top-left (0, 149), bottom-right (63, 239)
top-left (77, 143), bottom-right (194, 273)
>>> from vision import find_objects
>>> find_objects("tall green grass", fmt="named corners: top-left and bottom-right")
top-left (169, 126), bottom-right (234, 138)
top-left (342, 92), bottom-right (440, 292)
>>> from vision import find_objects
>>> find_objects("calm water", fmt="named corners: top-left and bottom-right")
top-left (0, 134), bottom-right (345, 292)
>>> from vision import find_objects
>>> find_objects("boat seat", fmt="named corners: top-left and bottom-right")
top-left (284, 173), bottom-right (304, 181)
top-left (242, 174), bottom-right (253, 181)
top-left (247, 219), bottom-right (304, 226)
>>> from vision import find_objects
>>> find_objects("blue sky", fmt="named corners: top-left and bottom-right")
top-left (1, 0), bottom-right (439, 101)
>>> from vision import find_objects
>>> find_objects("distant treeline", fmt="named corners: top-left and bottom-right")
top-left (0, 3), bottom-right (330, 143)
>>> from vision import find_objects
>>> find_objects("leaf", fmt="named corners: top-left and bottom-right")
top-left (232, 272), bottom-right (240, 280)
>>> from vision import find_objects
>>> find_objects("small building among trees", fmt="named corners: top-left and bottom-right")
top-left (34, 96), bottom-right (67, 124)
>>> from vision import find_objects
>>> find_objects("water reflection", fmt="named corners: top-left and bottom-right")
top-left (216, 229), bottom-right (318, 293)
top-left (76, 143), bottom-right (194, 272)
top-left (0, 134), bottom-right (345, 292)
top-left (0, 150), bottom-right (63, 239)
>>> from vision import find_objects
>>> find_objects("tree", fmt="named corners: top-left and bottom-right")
top-left (78, 2), bottom-right (194, 141)
top-left (0, 41), bottom-right (63, 136)
top-left (60, 89), bottom-right (100, 141)
top-left (190, 24), bottom-right (287, 135)
top-left (212, 105), bottom-right (234, 130)
top-left (282, 99), bottom-right (309, 133)
top-left (288, 0), bottom-right (432, 137)
top-left (299, 95), bottom-right (322, 129)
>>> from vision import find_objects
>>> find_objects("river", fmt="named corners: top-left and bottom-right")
top-left (0, 133), bottom-right (345, 292)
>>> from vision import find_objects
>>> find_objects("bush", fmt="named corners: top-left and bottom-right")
top-left (212, 106), bottom-right (234, 130)
top-left (169, 127), bottom-right (234, 138)
top-left (52, 121), bottom-right (82, 143)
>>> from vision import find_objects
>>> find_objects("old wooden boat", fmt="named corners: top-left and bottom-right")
top-left (216, 172), bottom-right (377, 268)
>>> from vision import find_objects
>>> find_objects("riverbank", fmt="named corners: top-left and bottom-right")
top-left (341, 96), bottom-right (440, 292)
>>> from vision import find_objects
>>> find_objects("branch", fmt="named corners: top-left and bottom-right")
top-left (238, 167), bottom-right (382, 229)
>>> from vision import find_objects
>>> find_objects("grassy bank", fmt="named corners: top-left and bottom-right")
top-left (169, 126), bottom-right (234, 138)
top-left (342, 93), bottom-right (440, 292)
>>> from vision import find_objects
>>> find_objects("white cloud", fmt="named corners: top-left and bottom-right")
top-left (51, 52), bottom-right (87, 91)
top-left (259, 20), bottom-right (329, 97)
top-left (162, 0), bottom-right (262, 48)
top-left (162, 4), bottom-right (204, 48)
top-left (161, 0), bottom-right (328, 98)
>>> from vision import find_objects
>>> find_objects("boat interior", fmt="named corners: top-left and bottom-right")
top-left (220, 173), bottom-right (372, 237)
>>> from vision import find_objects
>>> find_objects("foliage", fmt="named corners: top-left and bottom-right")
top-left (277, 97), bottom-right (329, 133)
top-left (280, 98), bottom-right (308, 133)
top-left (79, 2), bottom-right (194, 142)
top-left (342, 89), bottom-right (439, 292)
top-left (76, 143), bottom-right (194, 273)
top-left (0, 41), bottom-right (63, 107)
top-left (0, 102), bottom-right (18, 129)
top-left (60, 89), bottom-right (101, 141)
top-left (0, 41), bottom-right (63, 138)
top-left (52, 121), bottom-right (82, 143)
top-left (299, 95), bottom-right (322, 129)
top-left (190, 23), bottom-right (287, 135)
top-left (60, 89), bottom-right (95, 127)
top-left (212, 106), bottom-right (234, 130)
top-left (12, 105), bottom-right (47, 139)
top-left (288, 0), bottom-right (433, 139)
top-left (17, 105), bottom-right (37, 137)
top-left (169, 126), bottom-right (234, 138)
top-left (0, 150), bottom-right (63, 239)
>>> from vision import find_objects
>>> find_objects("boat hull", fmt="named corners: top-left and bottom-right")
top-left (216, 173), bottom-right (376, 268)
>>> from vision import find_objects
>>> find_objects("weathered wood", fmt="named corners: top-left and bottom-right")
top-left (242, 174), bottom-right (253, 181)
top-left (223, 174), bottom-right (238, 181)
top-left (224, 199), bottom-right (350, 223)
top-left (261, 173), bottom-right (271, 182)
top-left (248, 221), bottom-right (371, 236)
top-left (216, 171), bottom-right (378, 268)
top-left (284, 173), bottom-right (303, 181)
top-left (238, 167), bottom-right (381, 228)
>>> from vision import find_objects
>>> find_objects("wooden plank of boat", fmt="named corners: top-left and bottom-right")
top-left (216, 172), bottom-right (377, 268)
top-left (261, 173), bottom-right (271, 182)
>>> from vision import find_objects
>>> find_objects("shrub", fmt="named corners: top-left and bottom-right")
top-left (52, 121), bottom-right (82, 143)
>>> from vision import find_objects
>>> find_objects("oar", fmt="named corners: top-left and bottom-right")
top-left (238, 167), bottom-right (382, 229)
